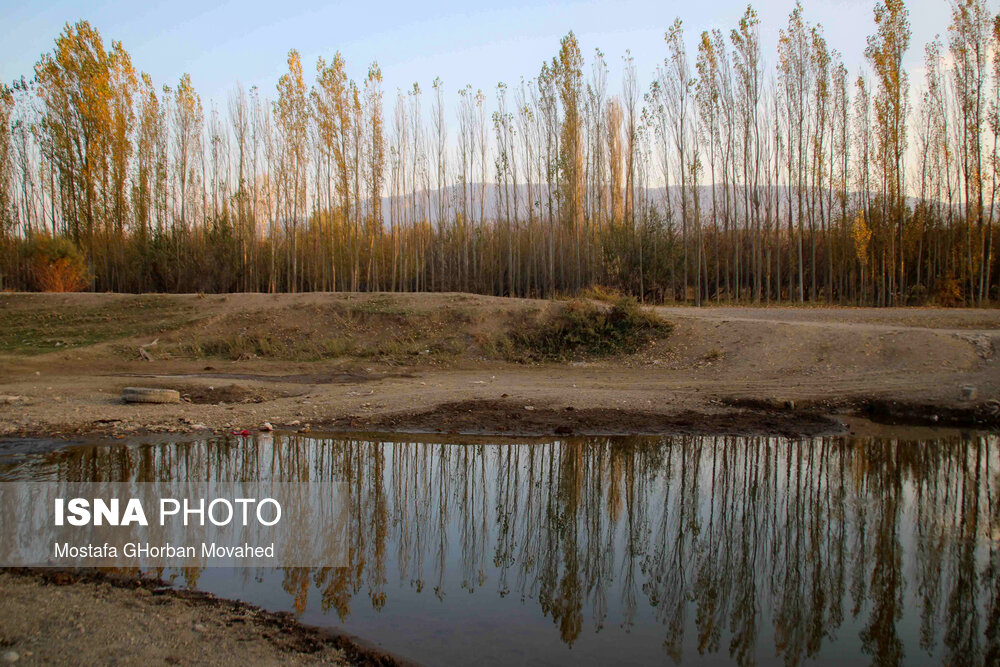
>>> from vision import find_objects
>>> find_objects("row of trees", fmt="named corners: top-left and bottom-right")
top-left (1, 1), bottom-right (999, 304)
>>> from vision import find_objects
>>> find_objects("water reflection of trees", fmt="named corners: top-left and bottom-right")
top-left (18, 433), bottom-right (1000, 666)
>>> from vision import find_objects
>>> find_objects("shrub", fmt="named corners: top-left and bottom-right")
top-left (934, 278), bottom-right (963, 307)
top-left (29, 235), bottom-right (90, 292)
top-left (504, 297), bottom-right (670, 361)
top-left (905, 283), bottom-right (929, 306)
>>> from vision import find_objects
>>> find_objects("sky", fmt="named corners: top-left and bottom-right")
top-left (0, 0), bottom-right (972, 113)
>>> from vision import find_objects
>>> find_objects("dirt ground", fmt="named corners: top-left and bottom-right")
top-left (1, 292), bottom-right (999, 666)
top-left (0, 292), bottom-right (998, 438)
top-left (0, 570), bottom-right (408, 667)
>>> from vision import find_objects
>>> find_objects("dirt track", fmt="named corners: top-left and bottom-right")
top-left (0, 292), bottom-right (997, 437)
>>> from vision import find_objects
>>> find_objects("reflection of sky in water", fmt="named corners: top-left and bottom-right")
top-left (1, 432), bottom-right (998, 667)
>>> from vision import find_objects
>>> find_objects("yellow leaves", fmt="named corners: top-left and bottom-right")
top-left (865, 0), bottom-right (911, 208)
top-left (852, 211), bottom-right (873, 265)
top-left (173, 74), bottom-right (203, 154)
top-left (276, 50), bottom-right (307, 142)
top-left (174, 74), bottom-right (202, 127)
top-left (32, 20), bottom-right (143, 234)
top-left (277, 49), bottom-right (306, 108)
top-left (665, 17), bottom-right (683, 46)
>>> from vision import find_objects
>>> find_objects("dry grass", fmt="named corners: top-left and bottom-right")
top-left (0, 295), bottom-right (200, 355)
top-left (167, 299), bottom-right (476, 362)
top-left (489, 297), bottom-right (671, 362)
top-left (0, 292), bottom-right (671, 363)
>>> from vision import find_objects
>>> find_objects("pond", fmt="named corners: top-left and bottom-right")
top-left (1, 430), bottom-right (998, 667)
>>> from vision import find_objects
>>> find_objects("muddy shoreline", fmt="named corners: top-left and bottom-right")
top-left (6, 395), bottom-right (1000, 442)
top-left (318, 397), bottom-right (1000, 436)
top-left (5, 400), bottom-right (850, 439)
top-left (0, 568), bottom-right (418, 667)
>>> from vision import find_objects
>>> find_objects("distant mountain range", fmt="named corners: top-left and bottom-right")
top-left (381, 183), bottom-right (863, 224)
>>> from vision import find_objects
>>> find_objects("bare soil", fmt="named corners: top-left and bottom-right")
top-left (0, 569), bottom-right (412, 667)
top-left (0, 292), bottom-right (998, 438)
top-left (0, 292), bottom-right (998, 665)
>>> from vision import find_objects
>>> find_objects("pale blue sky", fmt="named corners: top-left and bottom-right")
top-left (0, 0), bottom-right (974, 110)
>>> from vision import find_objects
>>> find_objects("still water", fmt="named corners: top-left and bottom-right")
top-left (1, 430), bottom-right (999, 666)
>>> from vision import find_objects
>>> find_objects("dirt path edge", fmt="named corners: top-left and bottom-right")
top-left (1, 567), bottom-right (421, 667)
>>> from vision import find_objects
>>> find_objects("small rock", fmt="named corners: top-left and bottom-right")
top-left (962, 386), bottom-right (978, 401)
top-left (524, 406), bottom-right (535, 411)
top-left (2, 650), bottom-right (19, 663)
top-left (288, 420), bottom-right (301, 426)
top-left (260, 422), bottom-right (274, 432)
top-left (192, 623), bottom-right (208, 633)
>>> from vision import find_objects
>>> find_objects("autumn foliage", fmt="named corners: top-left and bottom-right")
top-left (0, 3), bottom-right (998, 305)
top-left (29, 235), bottom-right (89, 292)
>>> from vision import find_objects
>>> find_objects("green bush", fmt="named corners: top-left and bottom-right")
top-left (504, 297), bottom-right (670, 361)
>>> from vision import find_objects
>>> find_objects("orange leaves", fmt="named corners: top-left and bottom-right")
top-left (33, 257), bottom-right (88, 292)
top-left (29, 235), bottom-right (90, 292)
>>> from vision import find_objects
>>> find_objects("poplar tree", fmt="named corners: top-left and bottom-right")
top-left (865, 0), bottom-right (910, 303)
top-left (4, 4), bottom-right (999, 304)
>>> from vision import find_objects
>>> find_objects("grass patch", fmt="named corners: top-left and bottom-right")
top-left (496, 297), bottom-right (670, 361)
top-left (703, 348), bottom-right (724, 362)
top-left (0, 296), bottom-right (199, 355)
top-left (347, 294), bottom-right (412, 316)
top-left (185, 334), bottom-right (290, 360)
top-left (174, 301), bottom-right (458, 362)
top-left (579, 285), bottom-right (624, 302)
top-left (179, 334), bottom-right (362, 361)
top-left (0, 293), bottom-right (667, 364)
